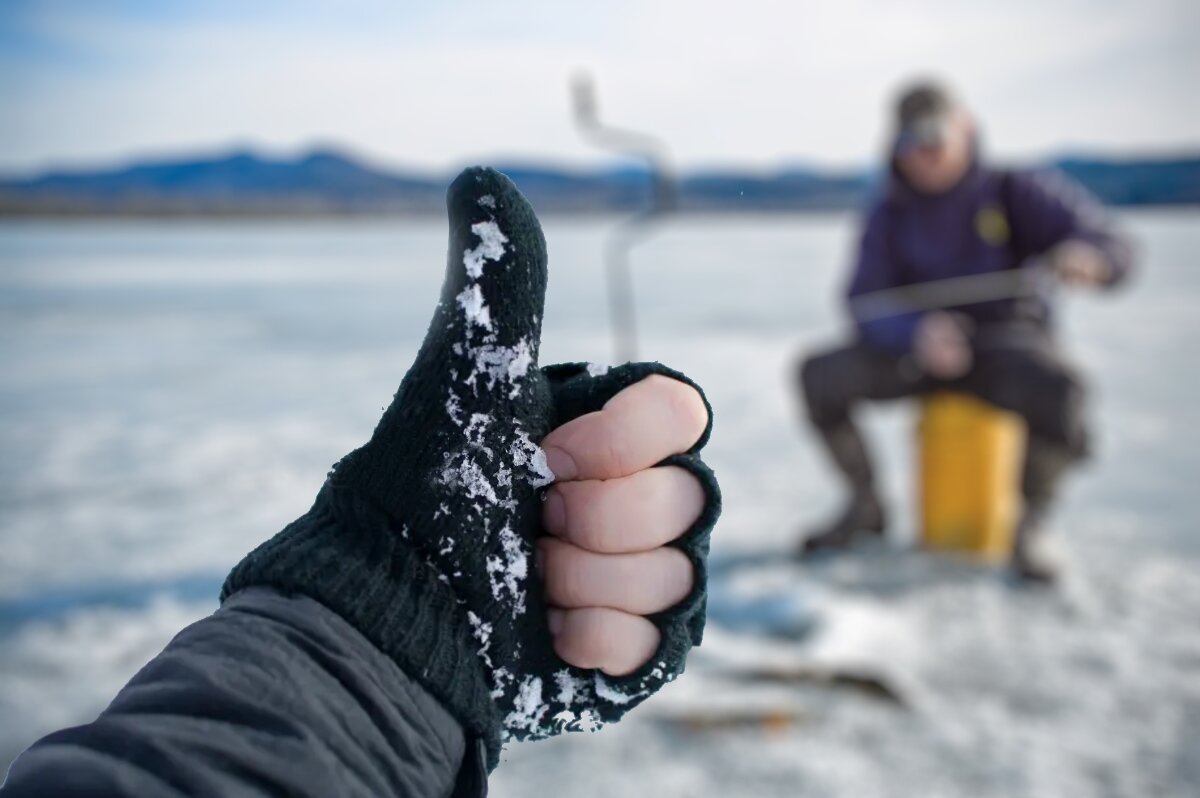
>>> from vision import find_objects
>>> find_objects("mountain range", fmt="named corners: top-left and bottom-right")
top-left (1, 148), bottom-right (1197, 216)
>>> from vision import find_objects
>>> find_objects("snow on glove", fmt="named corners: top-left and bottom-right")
top-left (222, 167), bottom-right (719, 770)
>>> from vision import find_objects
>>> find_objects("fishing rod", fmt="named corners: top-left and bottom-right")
top-left (571, 72), bottom-right (676, 363)
top-left (847, 263), bottom-right (1058, 324)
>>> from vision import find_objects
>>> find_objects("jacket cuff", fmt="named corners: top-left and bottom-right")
top-left (221, 482), bottom-right (503, 769)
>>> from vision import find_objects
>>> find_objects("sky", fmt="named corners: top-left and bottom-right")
top-left (0, 0), bottom-right (1197, 176)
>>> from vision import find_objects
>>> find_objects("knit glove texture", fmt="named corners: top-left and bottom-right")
top-left (222, 167), bottom-right (720, 769)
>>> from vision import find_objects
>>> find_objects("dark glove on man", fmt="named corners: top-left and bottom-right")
top-left (222, 167), bottom-right (720, 770)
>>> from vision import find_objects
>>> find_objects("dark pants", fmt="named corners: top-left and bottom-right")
top-left (798, 331), bottom-right (1090, 510)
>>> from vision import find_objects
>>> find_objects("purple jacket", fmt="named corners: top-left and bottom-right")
top-left (847, 156), bottom-right (1133, 353)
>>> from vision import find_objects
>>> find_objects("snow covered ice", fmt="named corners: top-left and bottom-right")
top-left (2, 213), bottom-right (1199, 796)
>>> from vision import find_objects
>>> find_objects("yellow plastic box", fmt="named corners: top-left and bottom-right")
top-left (918, 393), bottom-right (1026, 562)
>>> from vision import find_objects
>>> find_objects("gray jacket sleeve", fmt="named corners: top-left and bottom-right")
top-left (1, 588), bottom-right (481, 798)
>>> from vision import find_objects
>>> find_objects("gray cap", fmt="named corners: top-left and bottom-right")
top-left (893, 81), bottom-right (955, 155)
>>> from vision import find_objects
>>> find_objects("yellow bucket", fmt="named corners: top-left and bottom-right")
top-left (918, 393), bottom-right (1025, 562)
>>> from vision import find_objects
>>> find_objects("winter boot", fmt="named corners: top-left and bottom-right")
top-left (1011, 506), bottom-right (1059, 584)
top-left (801, 421), bottom-right (887, 555)
top-left (1011, 437), bottom-right (1081, 584)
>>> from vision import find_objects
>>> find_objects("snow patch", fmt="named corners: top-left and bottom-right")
top-left (456, 285), bottom-right (493, 331)
top-left (586, 362), bottom-right (610, 377)
top-left (445, 392), bottom-right (463, 427)
top-left (464, 412), bottom-right (494, 443)
top-left (551, 708), bottom-right (604, 734)
top-left (466, 339), bottom-right (533, 396)
top-left (495, 465), bottom-right (512, 490)
top-left (503, 675), bottom-right (548, 733)
top-left (467, 611), bottom-right (495, 672)
top-left (593, 674), bottom-right (647, 706)
top-left (477, 194), bottom-right (496, 209)
top-left (553, 669), bottom-right (590, 707)
top-left (490, 666), bottom-right (515, 700)
top-left (438, 455), bottom-right (499, 505)
top-left (485, 524), bottom-right (529, 613)
top-left (511, 431), bottom-right (555, 488)
top-left (462, 221), bottom-right (508, 279)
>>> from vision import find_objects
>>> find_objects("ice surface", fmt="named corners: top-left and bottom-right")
top-left (2, 214), bottom-right (1198, 796)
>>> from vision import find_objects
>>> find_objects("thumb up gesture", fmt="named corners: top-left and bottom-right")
top-left (224, 167), bottom-right (720, 769)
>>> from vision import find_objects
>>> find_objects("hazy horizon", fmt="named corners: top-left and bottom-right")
top-left (3, 137), bottom-right (1198, 184)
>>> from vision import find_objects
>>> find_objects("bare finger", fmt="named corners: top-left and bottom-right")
top-left (547, 606), bottom-right (661, 676)
top-left (541, 374), bottom-right (708, 481)
top-left (538, 537), bottom-right (694, 614)
top-left (542, 465), bottom-right (704, 553)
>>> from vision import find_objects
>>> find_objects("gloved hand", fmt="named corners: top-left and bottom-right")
top-left (222, 167), bottom-right (720, 770)
top-left (1051, 239), bottom-right (1112, 288)
top-left (913, 310), bottom-right (972, 379)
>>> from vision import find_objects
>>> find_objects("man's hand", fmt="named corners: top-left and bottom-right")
top-left (1052, 239), bottom-right (1111, 288)
top-left (914, 311), bottom-right (972, 379)
top-left (538, 374), bottom-right (708, 676)
top-left (225, 168), bottom-right (720, 766)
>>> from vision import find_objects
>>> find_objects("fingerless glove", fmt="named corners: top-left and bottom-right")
top-left (222, 167), bottom-right (720, 770)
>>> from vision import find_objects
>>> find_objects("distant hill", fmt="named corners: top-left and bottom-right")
top-left (1054, 156), bottom-right (1200, 206)
top-left (1, 148), bottom-right (1197, 216)
top-left (0, 150), bottom-right (445, 216)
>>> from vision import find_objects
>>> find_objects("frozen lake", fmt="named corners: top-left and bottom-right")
top-left (1, 210), bottom-right (1198, 796)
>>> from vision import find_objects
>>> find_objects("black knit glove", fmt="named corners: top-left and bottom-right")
top-left (222, 167), bottom-right (720, 769)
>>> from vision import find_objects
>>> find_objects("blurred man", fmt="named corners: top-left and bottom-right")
top-left (798, 80), bottom-right (1133, 582)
